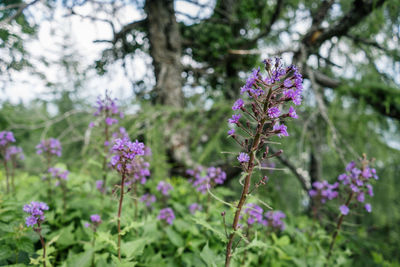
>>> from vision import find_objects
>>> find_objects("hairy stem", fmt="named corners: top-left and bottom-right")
top-left (225, 118), bottom-right (265, 267)
top-left (102, 113), bottom-right (110, 188)
top-left (37, 223), bottom-right (46, 267)
top-left (117, 171), bottom-right (126, 260)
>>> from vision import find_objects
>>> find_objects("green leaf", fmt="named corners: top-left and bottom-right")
top-left (200, 242), bottom-right (218, 267)
top-left (165, 227), bottom-right (184, 247)
top-left (121, 238), bottom-right (147, 258)
top-left (192, 218), bottom-right (226, 242)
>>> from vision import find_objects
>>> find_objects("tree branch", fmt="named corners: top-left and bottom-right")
top-left (0, 0), bottom-right (40, 25)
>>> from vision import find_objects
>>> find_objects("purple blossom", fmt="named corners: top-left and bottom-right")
top-left (187, 166), bottom-right (226, 194)
top-left (189, 203), bottom-right (203, 214)
top-left (365, 203), bottom-right (372, 213)
top-left (105, 117), bottom-right (118, 126)
top-left (88, 122), bottom-right (95, 128)
top-left (0, 131), bottom-right (16, 147)
top-left (94, 91), bottom-right (120, 117)
top-left (273, 123), bottom-right (289, 137)
top-left (267, 107), bottom-right (281, 118)
top-left (228, 129), bottom-right (235, 136)
top-left (283, 79), bottom-right (293, 88)
top-left (110, 138), bottom-right (145, 173)
top-left (264, 210), bottom-right (286, 230)
top-left (309, 180), bottom-right (339, 203)
top-left (242, 203), bottom-right (265, 226)
top-left (36, 138), bottom-right (62, 157)
top-left (157, 181), bottom-right (173, 196)
top-left (5, 146), bottom-right (24, 161)
top-left (339, 205), bottom-right (349, 215)
top-left (232, 99), bottom-right (244, 110)
top-left (228, 114), bottom-right (241, 124)
top-left (90, 214), bottom-right (101, 223)
top-left (288, 106), bottom-right (298, 119)
top-left (237, 153), bottom-right (250, 163)
top-left (48, 167), bottom-right (69, 182)
top-left (157, 208), bottom-right (175, 225)
top-left (240, 68), bottom-right (260, 95)
top-left (140, 194), bottom-right (156, 207)
top-left (23, 201), bottom-right (49, 227)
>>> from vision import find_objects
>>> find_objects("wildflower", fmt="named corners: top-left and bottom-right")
top-left (36, 138), bottom-right (62, 157)
top-left (5, 146), bottom-right (24, 161)
top-left (339, 205), bottom-right (349, 215)
top-left (309, 181), bottom-right (339, 203)
top-left (365, 203), bottom-right (372, 213)
top-left (267, 107), bottom-right (280, 118)
top-left (23, 201), bottom-right (49, 227)
top-left (157, 208), bottom-right (175, 225)
top-left (288, 106), bottom-right (298, 119)
top-left (96, 180), bottom-right (105, 193)
top-left (157, 181), bottom-right (173, 196)
top-left (0, 131), bottom-right (15, 146)
top-left (273, 123), bottom-right (289, 137)
top-left (228, 129), bottom-right (235, 136)
top-left (189, 203), bottom-right (203, 214)
top-left (237, 152), bottom-right (250, 163)
top-left (264, 210), bottom-right (286, 230)
top-left (242, 203), bottom-right (265, 226)
top-left (228, 114), bottom-right (241, 124)
top-left (110, 138), bottom-right (145, 172)
top-left (232, 99), bottom-right (244, 110)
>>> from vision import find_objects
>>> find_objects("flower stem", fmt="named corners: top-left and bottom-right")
top-left (117, 171), bottom-right (126, 260)
top-left (3, 159), bottom-right (9, 194)
top-left (36, 223), bottom-right (46, 267)
top-left (326, 192), bottom-right (354, 260)
top-left (225, 118), bottom-right (265, 267)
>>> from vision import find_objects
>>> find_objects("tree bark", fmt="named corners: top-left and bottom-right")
top-left (145, 0), bottom-right (183, 107)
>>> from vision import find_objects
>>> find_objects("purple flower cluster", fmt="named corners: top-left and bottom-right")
top-left (110, 138), bottom-right (145, 172)
top-left (264, 210), bottom-right (286, 231)
top-left (337, 159), bottom-right (378, 215)
top-left (189, 203), bottom-right (203, 214)
top-left (48, 167), bottom-right (69, 186)
top-left (157, 181), bottom-right (173, 196)
top-left (0, 131), bottom-right (15, 147)
top-left (240, 203), bottom-right (286, 231)
top-left (85, 214), bottom-right (102, 229)
top-left (229, 58), bottom-right (303, 164)
top-left (23, 201), bottom-right (49, 227)
top-left (36, 138), bottom-right (62, 157)
top-left (309, 180), bottom-right (339, 203)
top-left (157, 208), bottom-right (175, 225)
top-left (125, 157), bottom-right (151, 185)
top-left (5, 146), bottom-right (24, 161)
top-left (186, 166), bottom-right (227, 194)
top-left (91, 91), bottom-right (123, 127)
top-left (140, 193), bottom-right (156, 207)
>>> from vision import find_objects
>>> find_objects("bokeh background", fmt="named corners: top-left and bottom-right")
top-left (1, 0), bottom-right (400, 266)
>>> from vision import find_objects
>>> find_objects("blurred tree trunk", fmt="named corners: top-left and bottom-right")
top-left (145, 0), bottom-right (183, 107)
top-left (145, 0), bottom-right (192, 166)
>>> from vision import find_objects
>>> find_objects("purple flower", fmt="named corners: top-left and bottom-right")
top-left (240, 68), bottom-right (260, 95)
top-left (36, 138), bottom-right (62, 157)
top-left (264, 210), bottom-right (286, 230)
top-left (242, 203), bottom-right (265, 226)
top-left (365, 203), bottom-right (372, 213)
top-left (5, 146), bottom-right (24, 161)
top-left (237, 153), bottom-right (250, 163)
top-left (189, 203), bottom-right (203, 214)
top-left (339, 205), bottom-right (349, 215)
top-left (283, 79), bottom-right (293, 88)
top-left (48, 167), bottom-right (69, 184)
top-left (157, 208), bottom-right (175, 225)
top-left (89, 122), bottom-right (95, 128)
top-left (23, 201), bottom-right (49, 227)
top-left (309, 180), bottom-right (338, 203)
top-left (140, 194), bottom-right (156, 207)
top-left (232, 99), bottom-right (244, 110)
top-left (157, 181), bottom-right (173, 196)
top-left (273, 123), bottom-right (289, 137)
top-left (90, 214), bottom-right (101, 223)
top-left (228, 129), bottom-right (235, 136)
top-left (105, 117), bottom-right (118, 126)
top-left (357, 192), bottom-right (365, 203)
top-left (288, 106), bottom-right (298, 119)
top-left (346, 161), bottom-right (356, 172)
top-left (228, 114), bottom-right (241, 124)
top-left (110, 138), bottom-right (145, 173)
top-left (0, 131), bottom-right (16, 147)
top-left (267, 107), bottom-right (280, 118)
